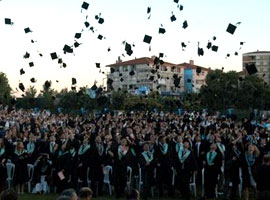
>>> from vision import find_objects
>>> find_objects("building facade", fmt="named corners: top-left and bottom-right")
top-left (106, 57), bottom-right (209, 95)
top-left (243, 51), bottom-right (270, 84)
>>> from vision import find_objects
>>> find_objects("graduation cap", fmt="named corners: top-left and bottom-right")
top-left (212, 45), bottom-right (218, 52)
top-left (174, 0), bottom-right (179, 4)
top-left (240, 42), bottom-right (245, 45)
top-left (84, 21), bottom-right (90, 28)
top-left (120, 78), bottom-right (124, 82)
top-left (4, 18), bottom-right (13, 25)
top-left (74, 41), bottom-right (80, 48)
top-left (245, 63), bottom-right (258, 75)
top-left (30, 78), bottom-right (36, 83)
top-left (71, 86), bottom-right (76, 91)
top-left (20, 68), bottom-right (25, 75)
top-left (97, 34), bottom-right (103, 40)
top-left (110, 68), bottom-right (115, 73)
top-left (159, 53), bottom-right (164, 58)
top-left (96, 63), bottom-right (100, 68)
top-left (149, 76), bottom-right (154, 81)
top-left (58, 58), bottom-right (63, 64)
top-left (129, 71), bottom-right (135, 76)
top-left (213, 36), bottom-right (217, 41)
top-left (81, 2), bottom-right (89, 10)
top-left (98, 18), bottom-right (104, 24)
top-left (62, 63), bottom-right (67, 68)
top-left (198, 47), bottom-right (204, 56)
top-left (226, 23), bottom-right (237, 35)
top-left (235, 52), bottom-right (238, 56)
top-left (143, 35), bottom-right (152, 44)
top-left (24, 27), bottom-right (32, 34)
top-left (125, 42), bottom-right (133, 56)
top-left (182, 20), bottom-right (188, 29)
top-left (29, 62), bottom-right (34, 67)
top-left (179, 5), bottom-right (184, 11)
top-left (63, 45), bottom-right (73, 54)
top-left (226, 53), bottom-right (230, 58)
top-left (72, 78), bottom-right (77, 85)
top-left (44, 80), bottom-right (51, 89)
top-left (19, 83), bottom-right (25, 92)
top-left (50, 52), bottom-right (58, 60)
top-left (181, 42), bottom-right (187, 49)
top-left (196, 67), bottom-right (202, 74)
top-left (74, 33), bottom-right (81, 39)
top-left (206, 41), bottom-right (212, 49)
top-left (23, 52), bottom-right (30, 59)
top-left (170, 14), bottom-right (176, 22)
top-left (147, 7), bottom-right (151, 14)
top-left (159, 27), bottom-right (166, 34)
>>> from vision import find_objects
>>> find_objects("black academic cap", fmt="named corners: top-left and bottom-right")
top-left (98, 18), bottom-right (104, 24)
top-left (129, 71), bottom-right (135, 76)
top-left (19, 83), bottom-right (25, 92)
top-left (213, 36), bottom-right (217, 40)
top-left (179, 5), bottom-right (184, 11)
top-left (50, 52), bottom-right (58, 60)
top-left (235, 52), bottom-right (238, 56)
top-left (120, 78), bottom-right (124, 82)
top-left (24, 27), bottom-right (32, 33)
top-left (245, 63), bottom-right (258, 75)
top-left (97, 34), bottom-right (103, 40)
top-left (149, 76), bottom-right (154, 81)
top-left (74, 41), bottom-right (80, 48)
top-left (151, 69), bottom-right (156, 74)
top-left (110, 68), bottom-right (115, 73)
top-left (198, 47), bottom-right (204, 56)
top-left (170, 14), bottom-right (176, 22)
top-left (143, 35), bottom-right (152, 44)
top-left (71, 86), bottom-right (76, 91)
top-left (74, 33), bottom-right (81, 39)
top-left (30, 78), bottom-right (36, 83)
top-left (182, 20), bottom-right (188, 29)
top-left (174, 0), bottom-right (179, 3)
top-left (226, 54), bottom-right (230, 57)
top-left (147, 7), bottom-right (151, 14)
top-left (63, 45), bottom-right (73, 53)
top-left (72, 78), bottom-right (77, 85)
top-left (29, 62), bottom-right (34, 67)
top-left (159, 53), bottom-right (164, 58)
top-left (226, 23), bottom-right (237, 35)
top-left (181, 42), bottom-right (187, 48)
top-left (95, 15), bottom-right (99, 20)
top-left (212, 45), bottom-right (218, 52)
top-left (62, 63), bottom-right (67, 68)
top-left (240, 42), bottom-right (245, 45)
top-left (23, 52), bottom-right (30, 59)
top-left (96, 63), bottom-right (100, 68)
top-left (207, 41), bottom-right (212, 49)
top-left (84, 21), bottom-right (90, 28)
top-left (119, 73), bottom-right (123, 77)
top-left (196, 67), bottom-right (202, 74)
top-left (44, 80), bottom-right (51, 89)
top-left (174, 77), bottom-right (181, 87)
top-left (20, 68), bottom-right (25, 75)
top-left (58, 58), bottom-right (63, 64)
top-left (82, 2), bottom-right (89, 10)
top-left (4, 18), bottom-right (12, 25)
top-left (159, 27), bottom-right (166, 34)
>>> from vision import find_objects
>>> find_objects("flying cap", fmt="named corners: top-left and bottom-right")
top-left (4, 18), bottom-right (13, 25)
top-left (245, 63), bottom-right (258, 75)
top-left (74, 33), bottom-right (82, 39)
top-left (23, 52), bottom-right (30, 59)
top-left (30, 78), bottom-right (36, 83)
top-left (29, 62), bottom-right (34, 67)
top-left (72, 78), bottom-right (77, 85)
top-left (212, 45), bottom-right (218, 52)
top-left (159, 27), bottom-right (166, 34)
top-left (143, 35), bottom-right (152, 44)
top-left (50, 52), bottom-right (58, 60)
top-left (63, 45), bottom-right (73, 54)
top-left (24, 27), bottom-right (32, 34)
top-left (20, 68), bottom-right (25, 75)
top-left (226, 23), bottom-right (237, 35)
top-left (182, 20), bottom-right (188, 29)
top-left (19, 83), bottom-right (25, 92)
top-left (170, 14), bottom-right (176, 22)
top-left (82, 2), bottom-right (89, 10)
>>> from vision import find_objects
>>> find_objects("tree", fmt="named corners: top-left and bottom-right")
top-left (38, 81), bottom-right (58, 109)
top-left (25, 86), bottom-right (37, 98)
top-left (0, 72), bottom-right (12, 105)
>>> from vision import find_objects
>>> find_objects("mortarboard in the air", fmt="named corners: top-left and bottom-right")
top-left (198, 46), bottom-right (204, 56)
top-left (30, 78), bottom-right (36, 83)
top-left (63, 45), bottom-right (73, 54)
top-left (245, 63), bottom-right (258, 75)
top-left (74, 41), bottom-right (80, 48)
top-left (24, 27), bottom-right (32, 34)
top-left (226, 23), bottom-right (237, 35)
top-left (85, 21), bottom-right (90, 28)
top-left (213, 36), bottom-right (217, 41)
top-left (110, 68), bottom-right (115, 73)
top-left (181, 42), bottom-right (187, 49)
top-left (74, 33), bottom-right (82, 39)
top-left (207, 41), bottom-right (212, 49)
top-left (119, 73), bottom-right (123, 77)
top-left (98, 18), bottom-right (104, 24)
top-left (29, 62), bottom-right (34, 67)
top-left (20, 68), bottom-right (25, 75)
top-left (174, 0), bottom-right (179, 3)
top-left (159, 27), bottom-right (166, 34)
top-left (72, 78), bottom-right (77, 85)
top-left (196, 67), bottom-right (201, 74)
top-left (159, 53), bottom-right (164, 58)
top-left (143, 35), bottom-right (152, 44)
top-left (170, 14), bottom-right (176, 22)
top-left (97, 34), bottom-right (103, 40)
top-left (125, 42), bottom-right (133, 56)
top-left (82, 2), bottom-right (89, 10)
top-left (50, 52), bottom-right (58, 60)
top-left (71, 86), bottom-right (76, 91)
top-left (24, 52), bottom-right (30, 59)
top-left (151, 69), bottom-right (156, 74)
top-left (44, 80), bottom-right (51, 89)
top-left (4, 18), bottom-right (13, 25)
top-left (212, 45), bottom-right (218, 52)
top-left (240, 42), bottom-right (245, 45)
top-left (173, 77), bottom-right (181, 87)
top-left (179, 5), bottom-right (184, 11)
top-left (235, 52), bottom-right (238, 56)
top-left (149, 76), bottom-right (154, 81)
top-left (182, 20), bottom-right (188, 29)
top-left (58, 58), bottom-right (63, 64)
top-left (19, 83), bottom-right (25, 92)
top-left (96, 63), bottom-right (100, 68)
top-left (120, 78), bottom-right (124, 82)
top-left (147, 7), bottom-right (151, 14)
top-left (129, 71), bottom-right (135, 76)
top-left (62, 63), bottom-right (67, 68)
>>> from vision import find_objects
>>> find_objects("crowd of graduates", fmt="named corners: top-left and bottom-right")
top-left (1, 104), bottom-right (270, 200)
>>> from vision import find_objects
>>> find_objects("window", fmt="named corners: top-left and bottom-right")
top-left (196, 80), bottom-right (204, 84)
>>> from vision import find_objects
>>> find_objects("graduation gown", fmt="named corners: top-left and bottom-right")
top-left (0, 148), bottom-right (7, 190)
top-left (13, 150), bottom-right (29, 185)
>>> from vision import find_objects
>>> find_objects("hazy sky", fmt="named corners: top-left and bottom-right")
top-left (0, 0), bottom-right (269, 96)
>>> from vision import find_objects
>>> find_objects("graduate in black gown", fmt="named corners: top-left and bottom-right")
top-left (174, 139), bottom-right (198, 200)
top-left (139, 143), bottom-right (156, 200)
top-left (13, 141), bottom-right (28, 194)
top-left (0, 138), bottom-right (7, 191)
top-left (204, 143), bottom-right (222, 199)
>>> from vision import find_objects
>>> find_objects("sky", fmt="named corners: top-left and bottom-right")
top-left (0, 0), bottom-right (270, 96)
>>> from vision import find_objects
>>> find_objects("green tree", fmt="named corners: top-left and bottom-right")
top-left (0, 72), bottom-right (12, 105)
top-left (38, 81), bottom-right (58, 109)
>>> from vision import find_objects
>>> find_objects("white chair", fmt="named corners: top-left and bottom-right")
top-left (103, 165), bottom-right (112, 195)
top-left (171, 167), bottom-right (176, 186)
top-left (127, 166), bottom-right (132, 193)
top-left (238, 168), bottom-right (242, 198)
top-left (189, 171), bottom-right (197, 197)
top-left (201, 168), bottom-right (205, 197)
top-left (6, 163), bottom-right (15, 189)
top-left (27, 164), bottom-right (35, 193)
top-left (87, 167), bottom-right (91, 188)
top-left (138, 168), bottom-right (143, 192)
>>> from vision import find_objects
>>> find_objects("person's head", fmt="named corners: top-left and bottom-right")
top-left (263, 154), bottom-right (270, 165)
top-left (56, 196), bottom-right (71, 200)
top-left (126, 189), bottom-right (140, 200)
top-left (1, 189), bottom-right (18, 200)
top-left (210, 143), bottom-right (217, 151)
top-left (79, 187), bottom-right (92, 200)
top-left (95, 135), bottom-right (102, 143)
top-left (183, 140), bottom-right (190, 149)
top-left (0, 138), bottom-right (4, 149)
top-left (248, 144), bottom-right (255, 153)
top-left (121, 138), bottom-right (127, 146)
top-left (143, 143), bottom-right (149, 152)
top-left (61, 188), bottom-right (77, 200)
top-left (16, 142), bottom-right (24, 151)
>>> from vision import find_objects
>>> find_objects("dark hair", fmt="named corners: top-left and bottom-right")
top-left (61, 188), bottom-right (76, 198)
top-left (126, 188), bottom-right (140, 200)
top-left (1, 189), bottom-right (18, 200)
top-left (263, 154), bottom-right (270, 164)
top-left (56, 196), bottom-right (71, 200)
top-left (79, 187), bottom-right (93, 199)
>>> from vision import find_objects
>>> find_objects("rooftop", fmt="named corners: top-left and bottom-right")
top-left (177, 62), bottom-right (210, 71)
top-left (243, 51), bottom-right (270, 55)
